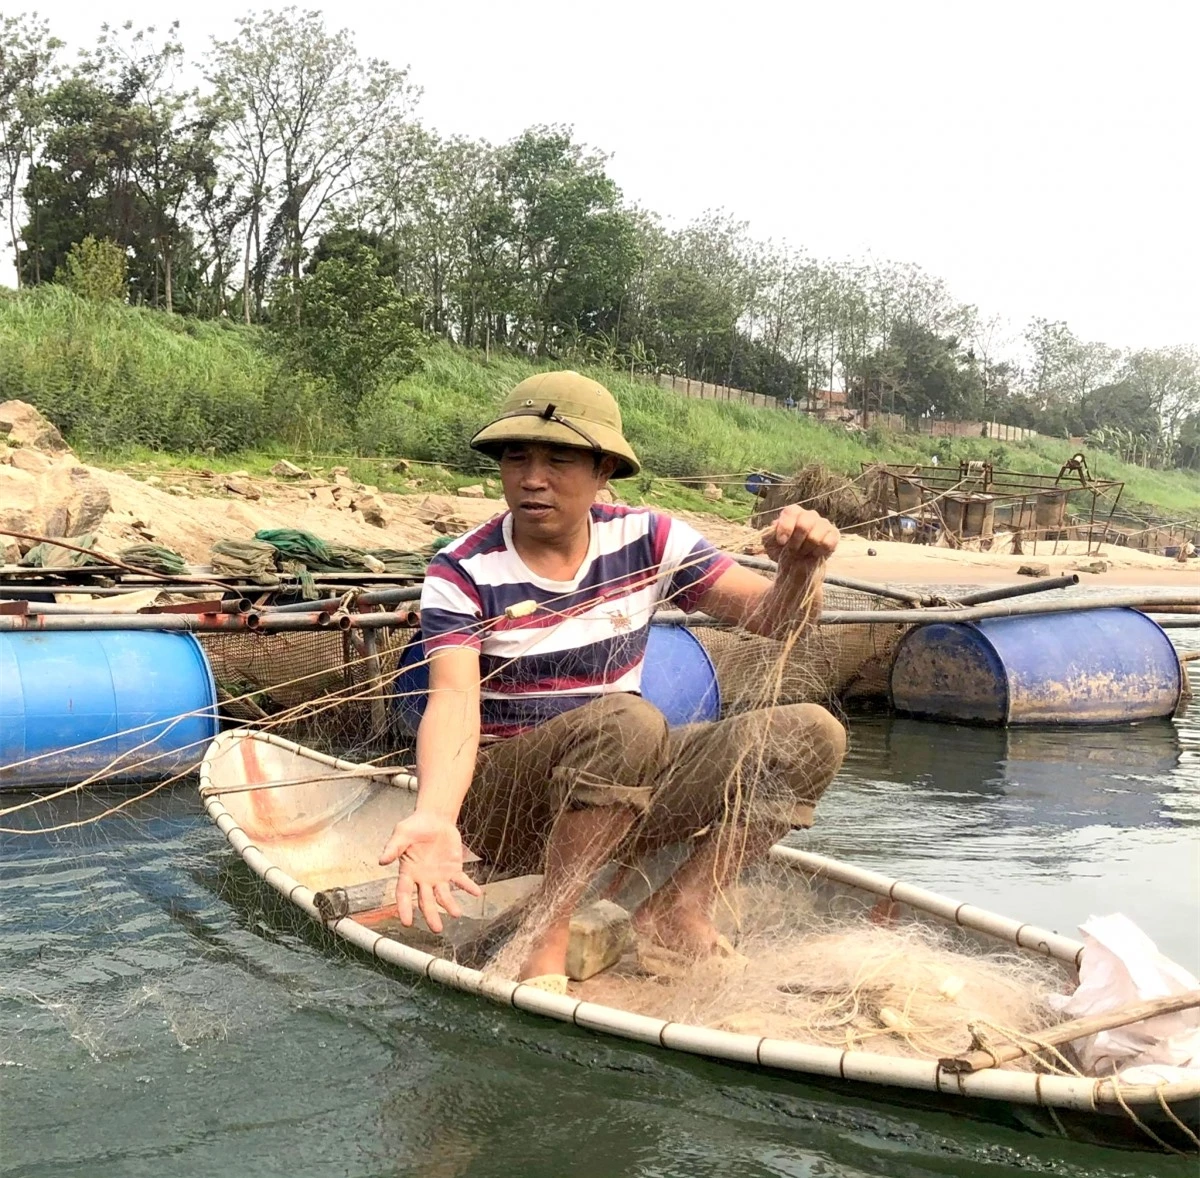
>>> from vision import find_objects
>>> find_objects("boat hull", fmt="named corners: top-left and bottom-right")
top-left (200, 729), bottom-right (1200, 1152)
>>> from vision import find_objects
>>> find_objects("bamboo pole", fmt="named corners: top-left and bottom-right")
top-left (940, 991), bottom-right (1200, 1075)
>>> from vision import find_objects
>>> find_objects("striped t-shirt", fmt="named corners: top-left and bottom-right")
top-left (419, 504), bottom-right (733, 737)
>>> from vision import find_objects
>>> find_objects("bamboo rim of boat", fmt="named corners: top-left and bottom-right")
top-left (199, 728), bottom-right (1200, 1119)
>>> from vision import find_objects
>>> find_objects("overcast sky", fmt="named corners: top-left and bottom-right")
top-left (20, 0), bottom-right (1200, 352)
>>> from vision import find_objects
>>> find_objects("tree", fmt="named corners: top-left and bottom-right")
top-left (82, 22), bottom-right (221, 312)
top-left (852, 323), bottom-right (983, 420)
top-left (493, 127), bottom-right (640, 355)
top-left (17, 71), bottom-right (156, 290)
top-left (208, 8), bottom-right (417, 321)
top-left (1175, 412), bottom-right (1200, 471)
top-left (62, 234), bottom-right (126, 301)
top-left (0, 14), bottom-right (61, 284)
top-left (1123, 346), bottom-right (1200, 450)
top-left (271, 242), bottom-right (422, 409)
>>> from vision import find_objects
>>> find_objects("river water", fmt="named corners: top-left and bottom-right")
top-left (2, 634), bottom-right (1197, 1178)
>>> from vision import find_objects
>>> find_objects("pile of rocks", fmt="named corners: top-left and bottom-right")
top-left (0, 401), bottom-right (113, 563)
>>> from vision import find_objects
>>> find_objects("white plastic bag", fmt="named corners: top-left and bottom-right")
top-left (1048, 914), bottom-right (1200, 1078)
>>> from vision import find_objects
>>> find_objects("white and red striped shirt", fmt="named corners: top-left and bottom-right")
top-left (420, 504), bottom-right (732, 737)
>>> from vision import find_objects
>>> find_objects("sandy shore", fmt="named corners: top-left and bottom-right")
top-left (827, 534), bottom-right (1196, 588)
top-left (67, 465), bottom-right (1198, 592)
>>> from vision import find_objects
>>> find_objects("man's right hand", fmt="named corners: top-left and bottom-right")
top-left (378, 811), bottom-right (483, 933)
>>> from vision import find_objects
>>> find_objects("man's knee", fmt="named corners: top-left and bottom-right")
top-left (794, 703), bottom-right (847, 773)
top-left (761, 702), bottom-right (846, 798)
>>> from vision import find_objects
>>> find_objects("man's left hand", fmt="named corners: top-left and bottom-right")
top-left (762, 505), bottom-right (840, 568)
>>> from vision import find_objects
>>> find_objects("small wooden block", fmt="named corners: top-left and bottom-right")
top-left (565, 900), bottom-right (633, 981)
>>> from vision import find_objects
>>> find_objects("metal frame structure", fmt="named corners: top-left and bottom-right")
top-left (862, 461), bottom-right (1126, 554)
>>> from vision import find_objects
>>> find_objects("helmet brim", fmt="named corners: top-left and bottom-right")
top-left (470, 414), bottom-right (641, 478)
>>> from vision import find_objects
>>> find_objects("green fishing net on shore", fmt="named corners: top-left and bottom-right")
top-left (255, 529), bottom-right (429, 577)
top-left (19, 533), bottom-right (104, 568)
top-left (211, 538), bottom-right (280, 584)
top-left (119, 543), bottom-right (187, 576)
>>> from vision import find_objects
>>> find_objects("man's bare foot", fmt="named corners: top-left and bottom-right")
top-left (631, 898), bottom-right (722, 961)
top-left (517, 919), bottom-right (570, 981)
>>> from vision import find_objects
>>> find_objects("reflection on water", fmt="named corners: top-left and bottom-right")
top-left (865, 716), bottom-right (1184, 829)
top-left (0, 637), bottom-right (1197, 1177)
top-left (803, 633), bottom-right (1200, 971)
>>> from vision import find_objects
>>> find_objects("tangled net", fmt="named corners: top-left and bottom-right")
top-left (580, 868), bottom-right (1067, 1064)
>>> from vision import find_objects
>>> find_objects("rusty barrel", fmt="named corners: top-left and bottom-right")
top-left (889, 607), bottom-right (1182, 725)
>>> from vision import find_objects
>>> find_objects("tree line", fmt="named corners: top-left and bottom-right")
top-left (1, 9), bottom-right (1198, 470)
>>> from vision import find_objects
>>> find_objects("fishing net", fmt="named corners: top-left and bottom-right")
top-left (118, 543), bottom-right (187, 576)
top-left (577, 867), bottom-right (1068, 1065)
top-left (750, 466), bottom-right (876, 533)
top-left (198, 626), bottom-right (417, 757)
top-left (211, 538), bottom-right (280, 583)
top-left (19, 532), bottom-right (103, 568)
top-left (692, 585), bottom-right (909, 711)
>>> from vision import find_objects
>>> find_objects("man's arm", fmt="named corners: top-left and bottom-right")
top-left (693, 505), bottom-right (838, 639)
top-left (414, 646), bottom-right (482, 823)
top-left (379, 646), bottom-right (483, 931)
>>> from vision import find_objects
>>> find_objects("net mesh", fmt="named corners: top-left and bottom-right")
top-left (199, 628), bottom-right (416, 756)
top-left (196, 585), bottom-right (907, 760)
top-left (693, 586), bottom-right (909, 713)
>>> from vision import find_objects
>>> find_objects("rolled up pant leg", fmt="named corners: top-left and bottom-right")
top-left (463, 693), bottom-right (670, 878)
top-left (631, 702), bottom-right (847, 854)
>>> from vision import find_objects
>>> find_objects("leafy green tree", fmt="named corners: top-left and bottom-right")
top-left (494, 127), bottom-right (640, 354)
top-left (0, 14), bottom-right (61, 284)
top-left (63, 234), bottom-right (126, 300)
top-left (853, 323), bottom-right (983, 420)
top-left (208, 8), bottom-right (416, 319)
top-left (1122, 346), bottom-right (1200, 450)
top-left (17, 70), bottom-right (155, 289)
top-left (1175, 412), bottom-right (1200, 470)
top-left (83, 22), bottom-right (221, 312)
top-left (271, 242), bottom-right (422, 408)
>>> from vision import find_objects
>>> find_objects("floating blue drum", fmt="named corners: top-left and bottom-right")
top-left (392, 623), bottom-right (721, 734)
top-left (0, 631), bottom-right (220, 788)
top-left (889, 607), bottom-right (1182, 725)
top-left (744, 470), bottom-right (785, 498)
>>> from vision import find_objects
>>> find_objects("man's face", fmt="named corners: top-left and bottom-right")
top-left (499, 442), bottom-right (616, 542)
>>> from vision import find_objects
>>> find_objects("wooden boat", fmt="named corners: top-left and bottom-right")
top-left (199, 728), bottom-right (1200, 1152)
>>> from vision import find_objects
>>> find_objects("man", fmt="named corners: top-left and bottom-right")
top-left (379, 371), bottom-right (845, 987)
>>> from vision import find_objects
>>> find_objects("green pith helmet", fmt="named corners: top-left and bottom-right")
top-left (469, 371), bottom-right (641, 479)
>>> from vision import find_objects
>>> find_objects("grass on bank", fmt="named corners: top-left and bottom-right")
top-left (4, 285), bottom-right (1199, 521)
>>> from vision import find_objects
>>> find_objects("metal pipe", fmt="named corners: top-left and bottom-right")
top-left (953, 574), bottom-right (1079, 606)
top-left (818, 590), bottom-right (1200, 626)
top-left (0, 612), bottom-right (257, 632)
top-left (261, 595), bottom-right (345, 614)
top-left (726, 552), bottom-right (945, 607)
top-left (356, 585), bottom-right (424, 606)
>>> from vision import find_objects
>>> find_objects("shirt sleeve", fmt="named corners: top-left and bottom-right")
top-left (654, 514), bottom-right (735, 613)
top-left (420, 553), bottom-right (486, 652)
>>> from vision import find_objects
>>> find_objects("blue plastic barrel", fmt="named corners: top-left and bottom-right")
top-left (744, 470), bottom-right (785, 497)
top-left (392, 623), bottom-right (721, 735)
top-left (889, 607), bottom-right (1182, 725)
top-left (0, 632), bottom-right (219, 788)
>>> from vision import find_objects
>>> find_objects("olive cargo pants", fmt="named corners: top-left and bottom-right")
top-left (460, 693), bottom-right (846, 878)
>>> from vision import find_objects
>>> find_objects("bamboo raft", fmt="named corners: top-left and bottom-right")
top-left (200, 729), bottom-right (1200, 1152)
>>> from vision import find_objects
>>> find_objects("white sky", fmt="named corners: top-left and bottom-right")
top-left (19, 0), bottom-right (1200, 351)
